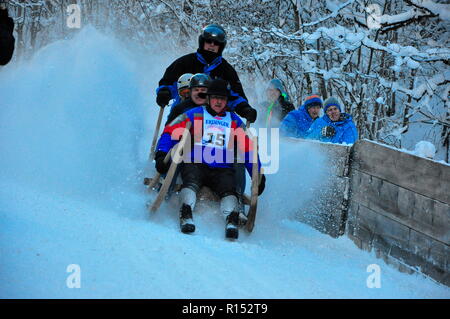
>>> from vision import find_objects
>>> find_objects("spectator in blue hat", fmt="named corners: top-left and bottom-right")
top-left (280, 95), bottom-right (323, 138)
top-left (305, 97), bottom-right (358, 144)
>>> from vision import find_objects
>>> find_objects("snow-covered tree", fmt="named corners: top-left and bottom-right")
top-left (6, 0), bottom-right (449, 161)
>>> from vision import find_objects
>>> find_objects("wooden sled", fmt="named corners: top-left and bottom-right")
top-left (145, 121), bottom-right (260, 233)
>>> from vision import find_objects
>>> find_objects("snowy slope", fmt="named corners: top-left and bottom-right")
top-left (0, 27), bottom-right (448, 299)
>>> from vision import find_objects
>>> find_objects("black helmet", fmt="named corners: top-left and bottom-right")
top-left (189, 73), bottom-right (211, 89)
top-left (207, 79), bottom-right (229, 98)
top-left (198, 24), bottom-right (227, 54)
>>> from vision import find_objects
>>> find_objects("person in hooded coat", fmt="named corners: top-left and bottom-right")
top-left (259, 79), bottom-right (294, 128)
top-left (280, 95), bottom-right (323, 138)
top-left (305, 97), bottom-right (358, 144)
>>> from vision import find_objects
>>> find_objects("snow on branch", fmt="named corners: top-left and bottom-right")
top-left (362, 38), bottom-right (450, 63)
top-left (376, 6), bottom-right (437, 33)
top-left (264, 24), bottom-right (450, 63)
top-left (353, 0), bottom-right (446, 32)
top-left (8, 0), bottom-right (45, 8)
top-left (405, 0), bottom-right (450, 21)
top-left (301, 0), bottom-right (355, 28)
top-left (379, 71), bottom-right (450, 101)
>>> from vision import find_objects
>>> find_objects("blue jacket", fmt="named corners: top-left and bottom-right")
top-left (157, 106), bottom-right (261, 176)
top-left (305, 113), bottom-right (358, 144)
top-left (280, 105), bottom-right (315, 138)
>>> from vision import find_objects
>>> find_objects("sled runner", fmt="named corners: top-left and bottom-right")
top-left (245, 133), bottom-right (259, 233)
top-left (148, 121), bottom-right (192, 212)
top-left (148, 105), bottom-right (165, 160)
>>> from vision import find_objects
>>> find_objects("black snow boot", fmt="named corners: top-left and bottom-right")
top-left (225, 211), bottom-right (240, 239)
top-left (180, 204), bottom-right (195, 234)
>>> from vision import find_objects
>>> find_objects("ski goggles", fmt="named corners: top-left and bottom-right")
top-left (178, 88), bottom-right (190, 97)
top-left (204, 38), bottom-right (221, 46)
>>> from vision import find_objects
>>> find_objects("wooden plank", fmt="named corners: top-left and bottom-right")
top-left (347, 184), bottom-right (450, 287)
top-left (352, 203), bottom-right (450, 286)
top-left (351, 139), bottom-right (450, 204)
top-left (408, 229), bottom-right (433, 263)
top-left (429, 240), bottom-right (450, 271)
top-left (356, 203), bottom-right (411, 251)
top-left (432, 203), bottom-right (450, 244)
top-left (350, 170), bottom-right (450, 245)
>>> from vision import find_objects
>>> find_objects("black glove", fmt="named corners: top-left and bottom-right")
top-left (237, 104), bottom-right (257, 123)
top-left (156, 87), bottom-right (172, 107)
top-left (155, 151), bottom-right (171, 174)
top-left (321, 126), bottom-right (336, 138)
top-left (258, 174), bottom-right (266, 196)
top-left (278, 94), bottom-right (295, 112)
top-left (277, 93), bottom-right (287, 105)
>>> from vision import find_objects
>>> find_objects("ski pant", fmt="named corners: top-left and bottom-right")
top-left (181, 163), bottom-right (237, 198)
top-left (180, 163), bottom-right (241, 217)
top-left (234, 163), bottom-right (246, 197)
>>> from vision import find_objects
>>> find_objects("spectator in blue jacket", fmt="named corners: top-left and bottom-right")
top-left (306, 97), bottom-right (358, 144)
top-left (280, 95), bottom-right (323, 138)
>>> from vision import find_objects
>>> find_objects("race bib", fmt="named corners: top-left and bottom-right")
top-left (196, 111), bottom-right (232, 150)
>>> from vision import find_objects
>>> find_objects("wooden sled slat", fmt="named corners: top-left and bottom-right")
top-left (150, 122), bottom-right (192, 212)
top-left (149, 106), bottom-right (165, 160)
top-left (246, 133), bottom-right (259, 233)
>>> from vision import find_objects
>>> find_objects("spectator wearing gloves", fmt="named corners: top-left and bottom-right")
top-left (305, 96), bottom-right (358, 144)
top-left (280, 94), bottom-right (323, 138)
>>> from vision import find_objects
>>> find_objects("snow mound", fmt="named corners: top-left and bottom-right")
top-left (413, 141), bottom-right (436, 159)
